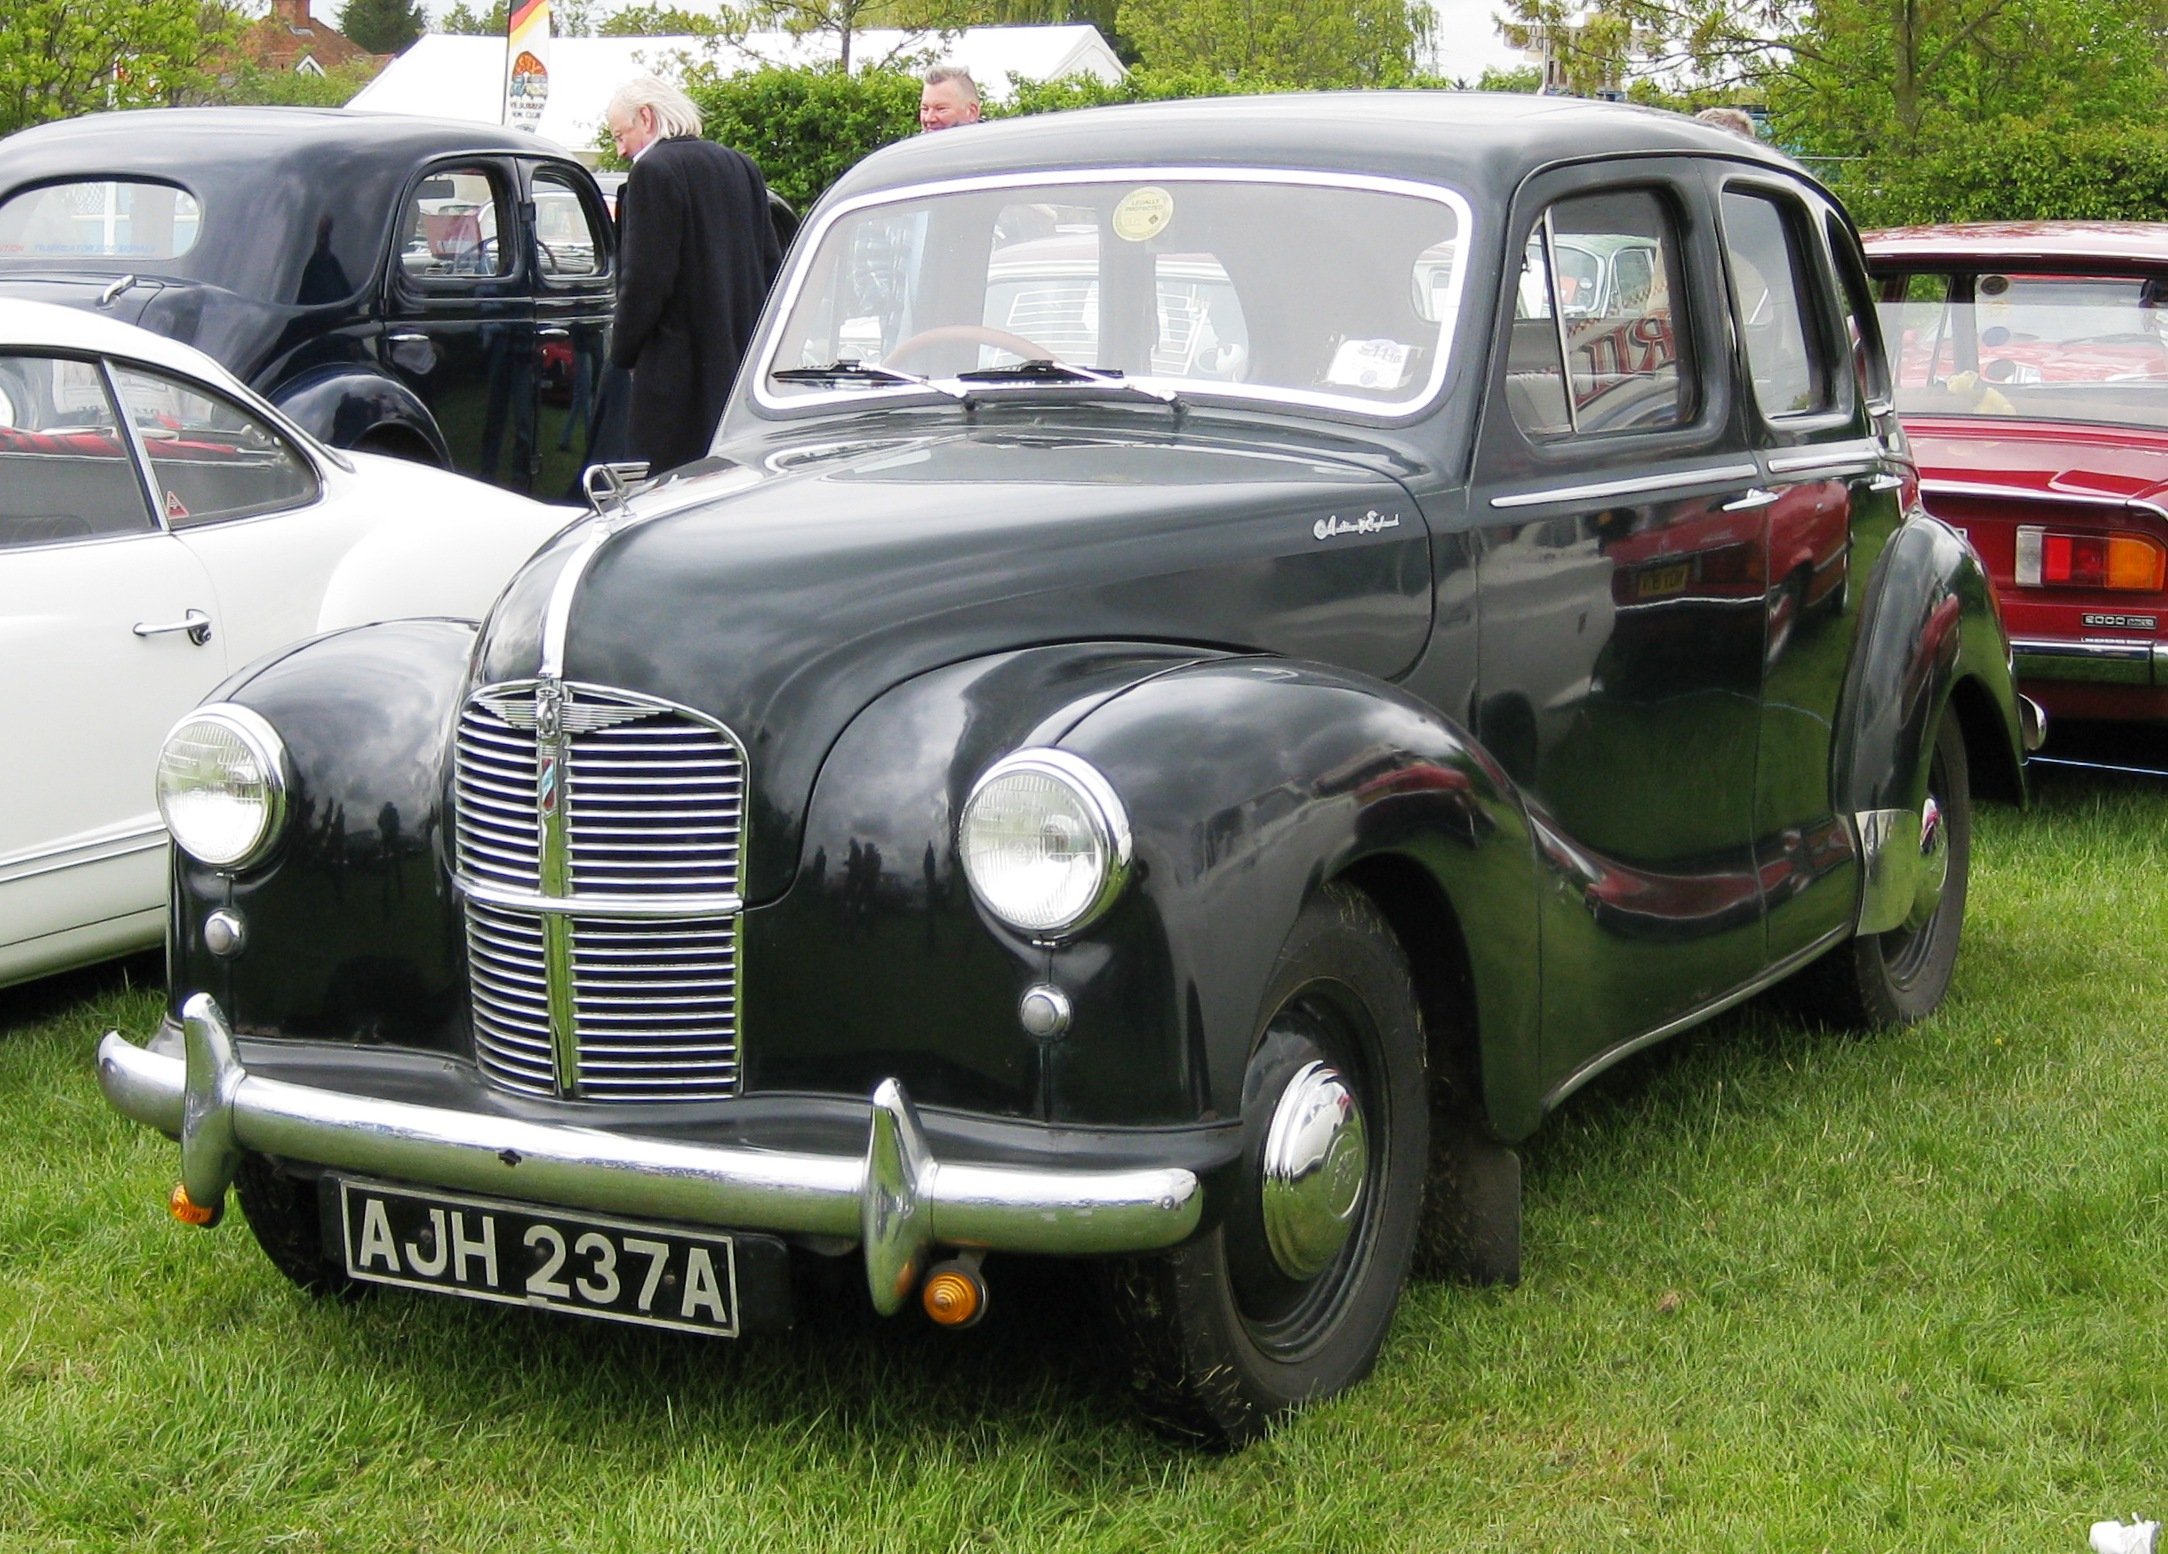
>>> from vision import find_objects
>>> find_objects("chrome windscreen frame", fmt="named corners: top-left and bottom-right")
top-left (750, 166), bottom-right (1478, 424)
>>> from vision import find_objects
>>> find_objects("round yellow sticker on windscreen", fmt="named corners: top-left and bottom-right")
top-left (1112, 187), bottom-right (1174, 242)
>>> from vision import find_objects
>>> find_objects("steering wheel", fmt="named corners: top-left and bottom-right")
top-left (884, 323), bottom-right (1056, 367)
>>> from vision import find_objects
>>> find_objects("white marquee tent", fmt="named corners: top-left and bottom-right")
top-left (349, 26), bottom-right (1126, 154)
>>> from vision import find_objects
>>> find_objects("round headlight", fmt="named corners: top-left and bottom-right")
top-left (959, 749), bottom-right (1131, 938)
top-left (155, 705), bottom-right (290, 869)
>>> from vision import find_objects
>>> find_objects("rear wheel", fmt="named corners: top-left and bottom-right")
top-left (1101, 884), bottom-right (1427, 1446)
top-left (1802, 708), bottom-right (1972, 1026)
top-left (234, 1155), bottom-right (361, 1298)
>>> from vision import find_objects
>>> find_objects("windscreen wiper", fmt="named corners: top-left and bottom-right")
top-left (956, 359), bottom-right (1184, 409)
top-left (771, 360), bottom-right (965, 399)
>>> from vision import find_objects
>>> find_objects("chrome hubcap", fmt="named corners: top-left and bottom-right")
top-left (1904, 793), bottom-right (1948, 933)
top-left (1259, 1061), bottom-right (1368, 1280)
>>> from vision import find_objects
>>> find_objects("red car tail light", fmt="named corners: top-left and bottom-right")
top-left (2014, 526), bottom-right (2167, 592)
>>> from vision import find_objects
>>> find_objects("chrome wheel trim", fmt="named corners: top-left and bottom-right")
top-left (1903, 794), bottom-right (1948, 934)
top-left (1259, 1061), bottom-right (1369, 1281)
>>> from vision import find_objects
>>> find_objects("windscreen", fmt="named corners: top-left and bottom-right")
top-left (1877, 270), bottom-right (2168, 430)
top-left (765, 172), bottom-right (1472, 415)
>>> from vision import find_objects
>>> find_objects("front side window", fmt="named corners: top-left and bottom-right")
top-left (1722, 191), bottom-right (1830, 418)
top-left (0, 354), bottom-right (151, 549)
top-left (110, 366), bottom-right (317, 526)
top-left (1505, 188), bottom-right (1689, 439)
top-left (765, 172), bottom-right (1472, 416)
top-left (532, 166), bottom-right (606, 280)
top-left (0, 180), bottom-right (201, 264)
top-left (1875, 269), bottom-right (2168, 430)
top-left (399, 166), bottom-right (510, 281)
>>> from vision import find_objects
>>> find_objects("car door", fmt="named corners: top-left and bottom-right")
top-left (1715, 177), bottom-right (1903, 960)
top-left (1469, 165), bottom-right (1774, 1088)
top-left (379, 158), bottom-right (539, 492)
top-left (104, 360), bottom-right (358, 674)
top-left (526, 158), bottom-right (616, 501)
top-left (0, 352), bottom-right (227, 979)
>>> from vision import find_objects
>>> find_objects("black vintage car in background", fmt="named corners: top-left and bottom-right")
top-left (0, 109), bottom-right (616, 496)
top-left (102, 94), bottom-right (2034, 1444)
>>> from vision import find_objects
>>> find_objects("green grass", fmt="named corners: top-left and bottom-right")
top-left (6, 771), bottom-right (2168, 1551)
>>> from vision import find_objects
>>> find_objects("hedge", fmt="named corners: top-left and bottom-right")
top-left (671, 65), bottom-right (1316, 214)
top-left (668, 66), bottom-right (2168, 231)
top-left (1825, 122), bottom-right (2168, 229)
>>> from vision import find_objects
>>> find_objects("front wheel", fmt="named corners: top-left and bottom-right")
top-left (1100, 884), bottom-right (1427, 1446)
top-left (1801, 707), bottom-right (1972, 1026)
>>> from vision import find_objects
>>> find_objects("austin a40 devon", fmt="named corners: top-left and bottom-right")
top-left (101, 95), bottom-right (2030, 1443)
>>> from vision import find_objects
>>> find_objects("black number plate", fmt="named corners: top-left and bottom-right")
top-left (334, 1178), bottom-right (790, 1337)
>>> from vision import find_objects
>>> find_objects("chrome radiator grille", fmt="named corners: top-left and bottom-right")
top-left (453, 681), bottom-right (746, 1102)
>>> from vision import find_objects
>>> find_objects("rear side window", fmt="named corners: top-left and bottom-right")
top-left (0, 354), bottom-right (151, 549)
top-left (1506, 188), bottom-right (1689, 439)
top-left (1722, 191), bottom-right (1830, 418)
top-left (0, 180), bottom-right (201, 263)
top-left (110, 366), bottom-right (318, 526)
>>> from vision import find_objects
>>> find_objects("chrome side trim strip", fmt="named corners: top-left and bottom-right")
top-left (0, 820), bottom-right (167, 887)
top-left (2010, 637), bottom-right (2165, 686)
top-left (1489, 463), bottom-right (1761, 509)
top-left (98, 997), bottom-right (1204, 1311)
top-left (1538, 923), bottom-right (1850, 1114)
top-left (1764, 451), bottom-right (1877, 476)
top-left (1920, 479), bottom-right (2168, 522)
top-left (457, 878), bottom-right (745, 918)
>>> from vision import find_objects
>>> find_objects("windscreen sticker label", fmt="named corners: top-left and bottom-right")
top-left (1112, 187), bottom-right (1174, 242)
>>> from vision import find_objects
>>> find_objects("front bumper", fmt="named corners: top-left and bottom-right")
top-left (98, 994), bottom-right (1204, 1315)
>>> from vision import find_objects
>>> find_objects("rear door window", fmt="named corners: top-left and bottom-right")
top-left (399, 165), bottom-right (512, 282)
top-left (1506, 188), bottom-right (1691, 439)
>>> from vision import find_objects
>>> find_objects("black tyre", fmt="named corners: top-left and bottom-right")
top-left (234, 1155), bottom-right (362, 1299)
top-left (1101, 884), bottom-right (1427, 1446)
top-left (1801, 707), bottom-right (1972, 1026)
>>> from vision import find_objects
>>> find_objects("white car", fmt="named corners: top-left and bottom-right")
top-left (0, 299), bottom-right (574, 988)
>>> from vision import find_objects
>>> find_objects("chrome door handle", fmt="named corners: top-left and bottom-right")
top-left (1721, 487), bottom-right (1781, 511)
top-left (538, 327), bottom-right (571, 341)
top-left (1868, 471), bottom-right (1907, 491)
top-left (134, 609), bottom-right (213, 646)
top-left (388, 332), bottom-right (429, 344)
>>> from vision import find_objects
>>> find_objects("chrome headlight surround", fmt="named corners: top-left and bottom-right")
top-left (958, 748), bottom-right (1132, 939)
top-left (154, 704), bottom-right (291, 871)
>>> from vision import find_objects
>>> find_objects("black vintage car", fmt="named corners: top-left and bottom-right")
top-left (0, 108), bottom-right (616, 495)
top-left (102, 94), bottom-right (2035, 1443)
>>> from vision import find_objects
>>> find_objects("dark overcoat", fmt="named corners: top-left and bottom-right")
top-left (611, 135), bottom-right (782, 473)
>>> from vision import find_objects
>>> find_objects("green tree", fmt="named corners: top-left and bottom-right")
top-left (1497, 0), bottom-right (2166, 153)
top-left (0, 0), bottom-right (243, 135)
top-left (1114, 0), bottom-right (1433, 86)
top-left (438, 2), bottom-right (507, 33)
top-left (596, 4), bottom-right (735, 34)
top-left (337, 0), bottom-right (426, 53)
top-left (675, 63), bottom-right (921, 207)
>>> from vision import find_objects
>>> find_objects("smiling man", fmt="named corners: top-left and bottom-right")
top-left (919, 66), bottom-right (982, 132)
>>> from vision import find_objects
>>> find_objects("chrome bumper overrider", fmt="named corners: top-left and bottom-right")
top-left (97, 994), bottom-right (1203, 1315)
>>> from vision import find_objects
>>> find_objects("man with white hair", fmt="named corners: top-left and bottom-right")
top-left (605, 73), bottom-right (782, 473)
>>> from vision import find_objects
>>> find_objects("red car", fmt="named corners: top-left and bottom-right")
top-left (1865, 222), bottom-right (2168, 722)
